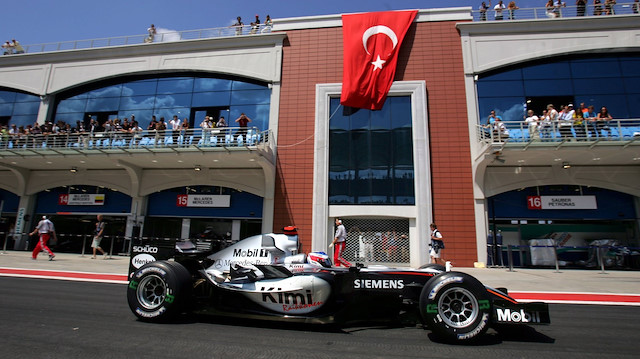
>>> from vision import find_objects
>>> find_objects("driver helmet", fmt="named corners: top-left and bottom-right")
top-left (307, 251), bottom-right (332, 268)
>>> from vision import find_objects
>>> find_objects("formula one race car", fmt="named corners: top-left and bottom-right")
top-left (127, 227), bottom-right (550, 343)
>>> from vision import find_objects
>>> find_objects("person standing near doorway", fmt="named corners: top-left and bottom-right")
top-left (330, 218), bottom-right (351, 267)
top-left (91, 214), bottom-right (107, 259)
top-left (30, 216), bottom-right (56, 261)
top-left (429, 223), bottom-right (445, 265)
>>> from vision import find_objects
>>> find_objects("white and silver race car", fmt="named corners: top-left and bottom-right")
top-left (127, 227), bottom-right (550, 343)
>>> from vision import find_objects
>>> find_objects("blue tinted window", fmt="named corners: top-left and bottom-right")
top-left (52, 113), bottom-right (84, 125)
top-left (481, 68), bottom-right (522, 81)
top-left (523, 79), bottom-right (573, 96)
top-left (154, 94), bottom-right (192, 108)
top-left (329, 95), bottom-right (414, 205)
top-left (154, 108), bottom-right (190, 121)
top-left (232, 81), bottom-right (267, 90)
top-left (230, 89), bottom-right (270, 105)
top-left (573, 78), bottom-right (625, 95)
top-left (623, 77), bottom-right (640, 94)
top-left (229, 105), bottom-right (270, 131)
top-left (477, 81), bottom-right (525, 97)
top-left (9, 114), bottom-right (37, 128)
top-left (0, 91), bottom-right (17, 102)
top-left (192, 91), bottom-right (231, 107)
top-left (570, 60), bottom-right (621, 78)
top-left (12, 101), bottom-right (39, 115)
top-left (14, 92), bottom-right (40, 102)
top-left (194, 78), bottom-right (232, 92)
top-left (522, 62), bottom-right (571, 80)
top-left (120, 95), bottom-right (156, 110)
top-left (157, 78), bottom-right (194, 94)
top-left (86, 97), bottom-right (120, 112)
top-left (478, 97), bottom-right (524, 123)
top-left (620, 59), bottom-right (640, 77)
top-left (0, 103), bottom-right (13, 116)
top-left (88, 84), bottom-right (122, 98)
top-left (57, 99), bottom-right (87, 113)
top-left (122, 80), bottom-right (157, 96)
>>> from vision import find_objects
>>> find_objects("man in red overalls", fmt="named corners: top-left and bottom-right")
top-left (30, 216), bottom-right (56, 260)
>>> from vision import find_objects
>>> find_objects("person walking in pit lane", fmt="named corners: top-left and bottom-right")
top-left (91, 214), bottom-right (107, 259)
top-left (30, 216), bottom-right (56, 260)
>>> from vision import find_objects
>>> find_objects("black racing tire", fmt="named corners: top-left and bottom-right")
top-left (419, 271), bottom-right (492, 342)
top-left (127, 260), bottom-right (192, 322)
top-left (418, 263), bottom-right (446, 272)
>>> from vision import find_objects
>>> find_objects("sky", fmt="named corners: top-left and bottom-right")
top-left (2, 0), bottom-right (543, 45)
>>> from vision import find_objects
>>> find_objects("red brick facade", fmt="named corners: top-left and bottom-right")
top-left (274, 20), bottom-right (477, 266)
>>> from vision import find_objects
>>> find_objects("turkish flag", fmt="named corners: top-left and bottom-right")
top-left (340, 10), bottom-right (417, 110)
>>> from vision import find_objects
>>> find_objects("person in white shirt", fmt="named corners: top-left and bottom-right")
top-left (29, 216), bottom-right (56, 260)
top-left (524, 110), bottom-right (539, 140)
top-left (494, 1), bottom-right (506, 20)
top-left (558, 104), bottom-right (575, 140)
top-left (169, 115), bottom-right (181, 146)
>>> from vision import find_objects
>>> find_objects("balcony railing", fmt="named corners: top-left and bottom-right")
top-left (0, 127), bottom-right (269, 153)
top-left (3, 24), bottom-right (274, 55)
top-left (473, 2), bottom-right (639, 21)
top-left (476, 118), bottom-right (640, 145)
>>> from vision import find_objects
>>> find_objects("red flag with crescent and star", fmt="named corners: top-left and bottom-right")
top-left (340, 10), bottom-right (417, 110)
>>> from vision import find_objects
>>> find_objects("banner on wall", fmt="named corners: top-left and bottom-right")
top-left (58, 194), bottom-right (105, 206)
top-left (176, 194), bottom-right (231, 208)
top-left (527, 196), bottom-right (597, 210)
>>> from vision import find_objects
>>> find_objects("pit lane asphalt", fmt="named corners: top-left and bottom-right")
top-left (1, 250), bottom-right (640, 304)
top-left (1, 276), bottom-right (639, 359)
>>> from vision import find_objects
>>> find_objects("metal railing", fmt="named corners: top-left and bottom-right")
top-left (476, 118), bottom-right (640, 144)
top-left (2, 24), bottom-right (274, 55)
top-left (473, 2), bottom-right (640, 21)
top-left (0, 127), bottom-right (270, 152)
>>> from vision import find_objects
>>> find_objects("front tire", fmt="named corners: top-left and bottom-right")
top-left (419, 271), bottom-right (492, 342)
top-left (127, 260), bottom-right (192, 322)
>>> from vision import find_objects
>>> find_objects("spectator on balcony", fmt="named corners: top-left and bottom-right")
top-left (235, 112), bottom-right (252, 140)
top-left (479, 2), bottom-right (490, 21)
top-left (11, 39), bottom-right (24, 54)
top-left (507, 1), bottom-right (519, 19)
top-left (576, 0), bottom-right (587, 16)
top-left (2, 41), bottom-right (13, 55)
top-left (525, 109), bottom-right (539, 140)
top-left (156, 117), bottom-right (167, 145)
top-left (573, 105), bottom-right (587, 140)
top-left (553, 0), bottom-right (566, 17)
top-left (545, 0), bottom-right (557, 17)
top-left (145, 24), bottom-right (156, 43)
top-left (492, 117), bottom-right (510, 141)
top-left (232, 16), bottom-right (244, 36)
top-left (130, 120), bottom-right (143, 147)
top-left (583, 105), bottom-right (599, 138)
top-left (558, 104), bottom-right (575, 140)
top-left (484, 110), bottom-right (501, 139)
top-left (169, 115), bottom-right (181, 146)
top-left (593, 0), bottom-right (604, 15)
top-left (633, 0), bottom-right (639, 14)
top-left (494, 1), bottom-right (506, 20)
top-left (200, 116), bottom-right (212, 146)
top-left (30, 122), bottom-right (42, 148)
top-left (262, 15), bottom-right (273, 33)
top-left (180, 118), bottom-right (189, 145)
top-left (216, 116), bottom-right (228, 144)
top-left (250, 14), bottom-right (261, 34)
top-left (604, 0), bottom-right (616, 15)
top-left (596, 106), bottom-right (613, 139)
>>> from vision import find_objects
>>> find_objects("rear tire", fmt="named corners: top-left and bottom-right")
top-left (419, 271), bottom-right (492, 342)
top-left (127, 260), bottom-right (192, 322)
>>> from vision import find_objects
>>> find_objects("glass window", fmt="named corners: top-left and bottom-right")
top-left (229, 105), bottom-right (269, 131)
top-left (0, 102), bottom-right (13, 116)
top-left (0, 91), bottom-right (17, 103)
top-left (86, 97), bottom-right (120, 112)
top-left (522, 62), bottom-right (571, 80)
top-left (232, 81), bottom-right (267, 91)
top-left (14, 92), bottom-right (40, 103)
top-left (154, 108), bottom-right (190, 121)
top-left (192, 91), bottom-right (231, 107)
top-left (230, 89), bottom-right (271, 105)
top-left (573, 78), bottom-right (625, 96)
top-left (12, 101), bottom-right (39, 115)
top-left (620, 59), bottom-right (640, 77)
top-left (623, 77), bottom-right (640, 94)
top-left (157, 78), bottom-right (194, 94)
top-left (88, 84), bottom-right (122, 98)
top-left (120, 95), bottom-right (156, 110)
top-left (481, 68), bottom-right (522, 81)
top-left (8, 115), bottom-right (37, 128)
top-left (328, 95), bottom-right (413, 205)
top-left (56, 99), bottom-right (87, 113)
top-left (153, 94), bottom-right (193, 108)
top-left (523, 79), bottom-right (573, 96)
top-left (477, 81), bottom-right (525, 97)
top-left (53, 112), bottom-right (84, 125)
top-left (194, 78), bottom-right (232, 92)
top-left (478, 97), bottom-right (524, 123)
top-left (121, 80), bottom-right (158, 96)
top-left (570, 59), bottom-right (621, 78)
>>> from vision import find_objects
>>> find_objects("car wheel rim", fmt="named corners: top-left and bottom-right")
top-left (137, 275), bottom-right (166, 310)
top-left (438, 287), bottom-right (479, 328)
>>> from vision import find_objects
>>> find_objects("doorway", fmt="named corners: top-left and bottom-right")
top-left (191, 107), bottom-right (230, 128)
top-left (85, 111), bottom-right (119, 128)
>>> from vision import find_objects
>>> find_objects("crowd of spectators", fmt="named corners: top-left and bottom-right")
top-left (2, 39), bottom-right (24, 55)
top-left (479, 0), bottom-right (639, 20)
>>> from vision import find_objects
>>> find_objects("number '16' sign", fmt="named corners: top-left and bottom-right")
top-left (527, 196), bottom-right (542, 210)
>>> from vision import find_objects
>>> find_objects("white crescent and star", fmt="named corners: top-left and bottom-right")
top-left (361, 25), bottom-right (399, 71)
